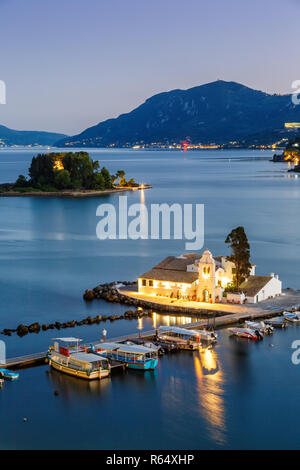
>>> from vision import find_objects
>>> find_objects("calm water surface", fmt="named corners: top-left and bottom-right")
top-left (0, 148), bottom-right (299, 449)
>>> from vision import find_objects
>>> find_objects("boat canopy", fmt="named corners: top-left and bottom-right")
top-left (95, 342), bottom-right (156, 354)
top-left (72, 353), bottom-right (107, 363)
top-left (159, 326), bottom-right (200, 337)
top-left (52, 337), bottom-right (82, 343)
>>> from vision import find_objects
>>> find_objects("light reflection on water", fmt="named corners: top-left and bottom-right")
top-left (194, 349), bottom-right (226, 445)
top-left (153, 313), bottom-right (196, 328)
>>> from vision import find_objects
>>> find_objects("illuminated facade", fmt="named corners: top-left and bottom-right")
top-left (138, 250), bottom-right (257, 303)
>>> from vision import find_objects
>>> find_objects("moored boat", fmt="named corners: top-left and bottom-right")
top-left (92, 342), bottom-right (158, 370)
top-left (47, 338), bottom-right (110, 380)
top-left (264, 317), bottom-right (287, 328)
top-left (283, 312), bottom-right (300, 323)
top-left (245, 320), bottom-right (274, 335)
top-left (157, 326), bottom-right (216, 349)
top-left (228, 327), bottom-right (263, 340)
top-left (125, 340), bottom-right (164, 355)
top-left (0, 368), bottom-right (19, 380)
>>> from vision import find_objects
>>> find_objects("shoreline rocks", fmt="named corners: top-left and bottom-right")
top-left (83, 289), bottom-right (95, 301)
top-left (0, 292), bottom-right (152, 338)
top-left (86, 281), bottom-right (139, 307)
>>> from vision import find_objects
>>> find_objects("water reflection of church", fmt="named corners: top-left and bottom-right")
top-left (138, 249), bottom-right (282, 304)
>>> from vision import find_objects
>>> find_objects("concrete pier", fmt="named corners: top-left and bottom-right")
top-left (4, 300), bottom-right (298, 370)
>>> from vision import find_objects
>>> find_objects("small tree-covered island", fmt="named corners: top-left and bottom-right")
top-left (0, 151), bottom-right (147, 196)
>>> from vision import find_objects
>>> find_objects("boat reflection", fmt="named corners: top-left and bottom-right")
top-left (46, 367), bottom-right (112, 402)
top-left (124, 368), bottom-right (158, 384)
top-left (194, 348), bottom-right (226, 445)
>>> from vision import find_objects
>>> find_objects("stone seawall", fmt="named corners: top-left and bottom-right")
top-left (85, 282), bottom-right (300, 318)
top-left (84, 282), bottom-right (229, 317)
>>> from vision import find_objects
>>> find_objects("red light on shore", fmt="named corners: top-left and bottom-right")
top-left (182, 141), bottom-right (188, 151)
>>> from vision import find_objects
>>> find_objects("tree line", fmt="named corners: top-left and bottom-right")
top-left (14, 152), bottom-right (137, 191)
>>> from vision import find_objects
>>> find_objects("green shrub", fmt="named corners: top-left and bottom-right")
top-left (54, 170), bottom-right (71, 189)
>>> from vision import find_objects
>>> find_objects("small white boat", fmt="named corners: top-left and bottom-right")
top-left (283, 312), bottom-right (300, 323)
top-left (228, 327), bottom-right (263, 340)
top-left (245, 320), bottom-right (274, 335)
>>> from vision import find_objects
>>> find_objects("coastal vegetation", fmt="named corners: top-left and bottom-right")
top-left (0, 151), bottom-right (139, 193)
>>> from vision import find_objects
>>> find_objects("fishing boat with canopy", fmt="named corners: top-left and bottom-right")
top-left (157, 326), bottom-right (216, 350)
top-left (47, 337), bottom-right (110, 380)
top-left (91, 342), bottom-right (158, 370)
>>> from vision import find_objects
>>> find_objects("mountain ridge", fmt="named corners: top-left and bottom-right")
top-left (55, 80), bottom-right (299, 148)
top-left (0, 125), bottom-right (68, 147)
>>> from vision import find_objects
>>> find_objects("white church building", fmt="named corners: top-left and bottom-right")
top-left (138, 249), bottom-right (282, 304)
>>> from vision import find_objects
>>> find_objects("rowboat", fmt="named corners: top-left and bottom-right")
top-left (283, 312), bottom-right (300, 323)
top-left (157, 326), bottom-right (216, 349)
top-left (0, 368), bottom-right (19, 380)
top-left (92, 342), bottom-right (158, 370)
top-left (47, 338), bottom-right (110, 380)
top-left (228, 327), bottom-right (263, 340)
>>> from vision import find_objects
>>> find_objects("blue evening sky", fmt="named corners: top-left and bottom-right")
top-left (0, 0), bottom-right (298, 134)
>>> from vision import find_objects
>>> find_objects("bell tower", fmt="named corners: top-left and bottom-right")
top-left (197, 249), bottom-right (216, 303)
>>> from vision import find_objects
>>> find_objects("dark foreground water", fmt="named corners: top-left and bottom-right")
top-left (0, 148), bottom-right (299, 449)
top-left (1, 324), bottom-right (300, 450)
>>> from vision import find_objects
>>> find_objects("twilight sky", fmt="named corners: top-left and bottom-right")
top-left (0, 0), bottom-right (299, 135)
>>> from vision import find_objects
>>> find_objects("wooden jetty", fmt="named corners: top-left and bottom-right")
top-left (3, 308), bottom-right (287, 370)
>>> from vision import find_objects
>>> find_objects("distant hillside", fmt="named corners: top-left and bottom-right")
top-left (0, 125), bottom-right (67, 146)
top-left (54, 80), bottom-right (300, 148)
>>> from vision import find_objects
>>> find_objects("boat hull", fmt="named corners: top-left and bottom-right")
top-left (105, 352), bottom-right (158, 370)
top-left (126, 359), bottom-right (158, 370)
top-left (283, 314), bottom-right (300, 323)
top-left (228, 328), bottom-right (258, 340)
top-left (49, 359), bottom-right (110, 380)
top-left (0, 369), bottom-right (19, 380)
top-left (265, 319), bottom-right (287, 328)
top-left (158, 334), bottom-right (200, 350)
